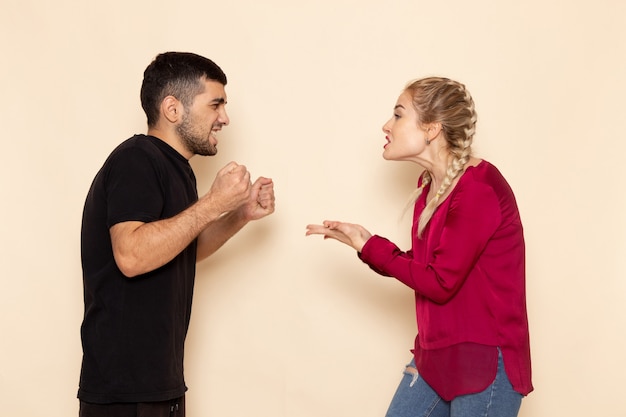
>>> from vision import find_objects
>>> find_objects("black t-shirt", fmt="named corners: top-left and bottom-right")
top-left (79, 135), bottom-right (198, 403)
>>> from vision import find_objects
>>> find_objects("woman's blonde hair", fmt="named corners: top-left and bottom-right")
top-left (404, 77), bottom-right (478, 238)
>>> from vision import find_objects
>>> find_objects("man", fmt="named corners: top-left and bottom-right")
top-left (78, 52), bottom-right (275, 416)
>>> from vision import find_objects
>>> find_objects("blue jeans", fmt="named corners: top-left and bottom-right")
top-left (385, 350), bottom-right (522, 417)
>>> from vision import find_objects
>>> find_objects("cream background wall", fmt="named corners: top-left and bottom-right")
top-left (1, 0), bottom-right (625, 416)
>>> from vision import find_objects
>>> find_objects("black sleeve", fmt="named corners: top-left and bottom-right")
top-left (105, 146), bottom-right (164, 228)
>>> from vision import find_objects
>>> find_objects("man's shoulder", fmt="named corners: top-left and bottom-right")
top-left (105, 135), bottom-right (165, 164)
top-left (111, 134), bottom-right (157, 154)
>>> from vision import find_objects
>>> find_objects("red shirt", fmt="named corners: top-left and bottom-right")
top-left (359, 160), bottom-right (533, 400)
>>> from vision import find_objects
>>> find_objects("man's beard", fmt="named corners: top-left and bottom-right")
top-left (176, 112), bottom-right (218, 156)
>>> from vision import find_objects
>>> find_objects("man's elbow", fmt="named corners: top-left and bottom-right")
top-left (113, 253), bottom-right (145, 278)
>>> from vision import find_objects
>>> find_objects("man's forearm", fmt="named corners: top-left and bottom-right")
top-left (110, 197), bottom-right (224, 277)
top-left (196, 209), bottom-right (249, 262)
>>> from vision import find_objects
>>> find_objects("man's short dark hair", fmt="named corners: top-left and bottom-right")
top-left (140, 52), bottom-right (228, 127)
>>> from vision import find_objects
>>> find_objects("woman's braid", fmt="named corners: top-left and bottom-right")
top-left (405, 78), bottom-right (477, 237)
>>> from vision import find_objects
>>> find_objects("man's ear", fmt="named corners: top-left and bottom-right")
top-left (161, 96), bottom-right (183, 124)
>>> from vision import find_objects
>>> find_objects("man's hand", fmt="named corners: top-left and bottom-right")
top-left (195, 173), bottom-right (275, 262)
top-left (239, 177), bottom-right (275, 221)
top-left (202, 161), bottom-right (252, 216)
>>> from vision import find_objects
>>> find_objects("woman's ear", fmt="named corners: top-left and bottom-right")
top-left (426, 122), bottom-right (442, 137)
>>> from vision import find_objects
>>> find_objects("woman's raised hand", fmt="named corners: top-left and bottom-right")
top-left (305, 220), bottom-right (372, 252)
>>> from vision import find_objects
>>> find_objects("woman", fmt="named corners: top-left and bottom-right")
top-left (306, 77), bottom-right (532, 417)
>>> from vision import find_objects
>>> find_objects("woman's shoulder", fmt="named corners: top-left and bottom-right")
top-left (464, 159), bottom-right (509, 185)
top-left (461, 159), bottom-right (520, 211)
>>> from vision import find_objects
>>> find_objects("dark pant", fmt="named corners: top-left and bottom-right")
top-left (79, 396), bottom-right (185, 417)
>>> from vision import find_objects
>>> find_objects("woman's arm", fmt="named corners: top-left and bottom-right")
top-left (360, 182), bottom-right (501, 303)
